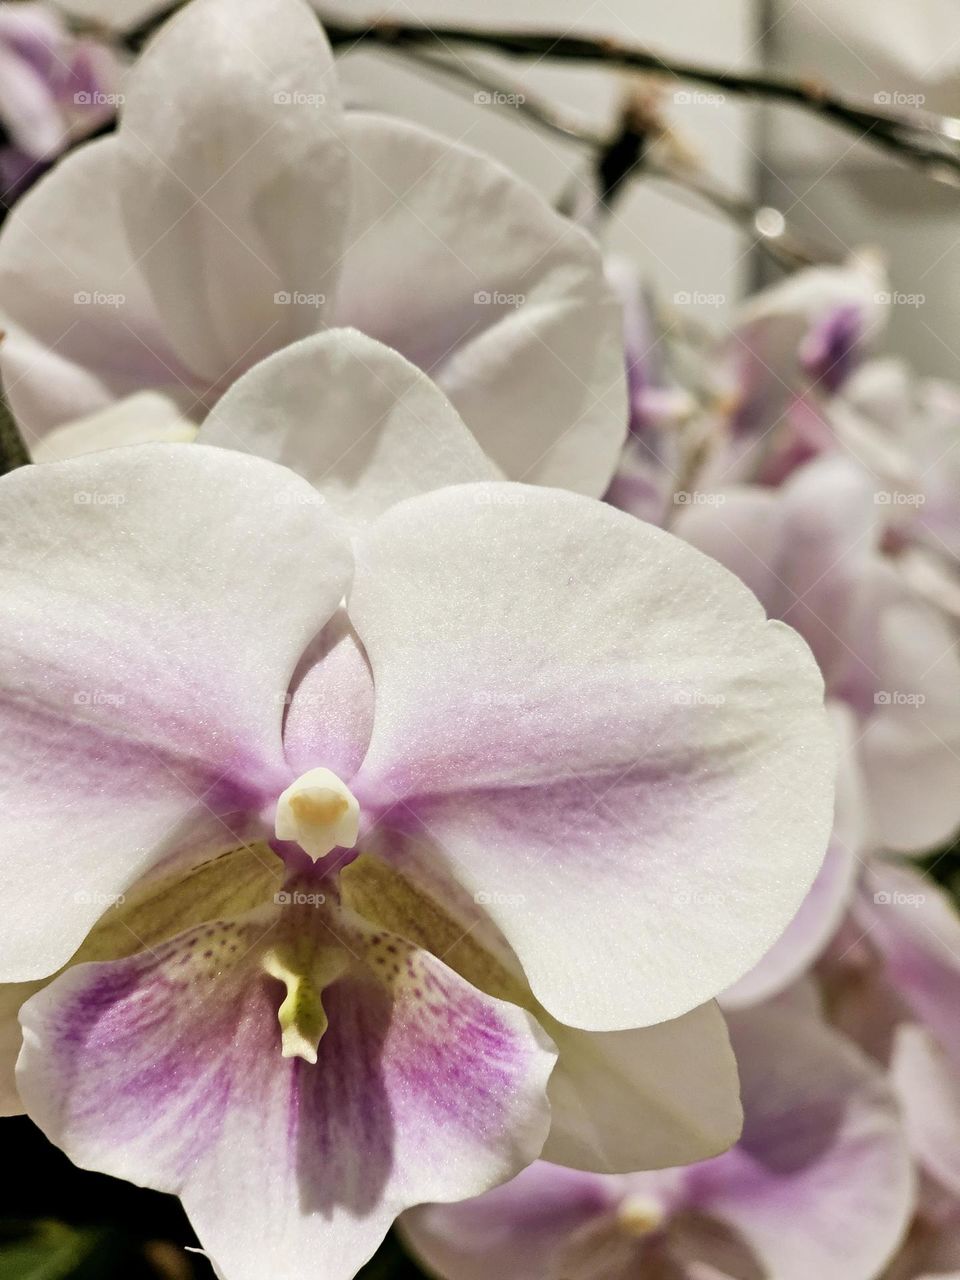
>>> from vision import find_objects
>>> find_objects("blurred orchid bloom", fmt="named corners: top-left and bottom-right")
top-left (401, 1001), bottom-right (914, 1280)
top-left (672, 254), bottom-right (887, 493)
top-left (0, 3), bottom-right (117, 199)
top-left (670, 453), bottom-right (960, 1005)
top-left (676, 453), bottom-right (960, 858)
top-left (605, 257), bottom-right (889, 528)
top-left (602, 257), bottom-right (701, 527)
top-left (0, 345), bottom-right (834, 1277)
top-left (818, 863), bottom-right (960, 1280)
top-left (819, 359), bottom-right (960, 617)
top-left (821, 862), bottom-right (960, 1191)
top-left (0, 0), bottom-right (626, 495)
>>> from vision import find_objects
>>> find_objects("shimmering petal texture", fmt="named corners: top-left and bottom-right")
top-left (334, 113), bottom-right (627, 497)
top-left (0, 445), bottom-right (351, 980)
top-left (117, 0), bottom-right (346, 382)
top-left (348, 484), bottom-right (834, 1030)
top-left (0, 138), bottom-right (190, 435)
top-left (201, 330), bottom-right (498, 529)
top-left (17, 902), bottom-right (556, 1280)
top-left (402, 1004), bottom-right (914, 1280)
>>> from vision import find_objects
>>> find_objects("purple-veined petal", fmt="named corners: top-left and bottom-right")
top-left (0, 444), bottom-right (351, 980)
top-left (347, 483), bottom-right (833, 1032)
top-left (18, 898), bottom-right (555, 1280)
top-left (333, 113), bottom-right (627, 497)
top-left (401, 1163), bottom-right (618, 1280)
top-left (116, 0), bottom-right (347, 383)
top-left (403, 1003), bottom-right (912, 1280)
top-left (200, 329), bottom-right (498, 529)
top-left (684, 1004), bottom-right (915, 1280)
top-left (340, 845), bottom-right (742, 1173)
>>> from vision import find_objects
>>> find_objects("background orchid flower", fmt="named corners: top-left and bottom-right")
top-left (0, 0), bottom-right (627, 498)
top-left (0, 3), bottom-right (118, 202)
top-left (676, 453), bottom-right (960, 857)
top-left (401, 1000), bottom-right (915, 1280)
top-left (814, 868), bottom-right (960, 1280)
top-left (0, 385), bottom-right (833, 1275)
top-left (668, 452), bottom-right (960, 1007)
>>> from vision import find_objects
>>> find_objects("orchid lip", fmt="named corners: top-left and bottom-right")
top-left (274, 767), bottom-right (360, 861)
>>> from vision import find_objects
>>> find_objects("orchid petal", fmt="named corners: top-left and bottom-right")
top-left (201, 330), bottom-right (497, 529)
top-left (892, 1026), bottom-right (960, 1197)
top-left (0, 444), bottom-right (351, 980)
top-left (334, 113), bottom-right (627, 496)
top-left (348, 484), bottom-right (833, 1031)
top-left (18, 901), bottom-right (555, 1280)
top-left (402, 1002), bottom-right (913, 1280)
top-left (854, 862), bottom-right (960, 1065)
top-left (116, 0), bottom-right (347, 382)
top-left (687, 1005), bottom-right (915, 1280)
top-left (0, 137), bottom-right (190, 437)
top-left (723, 702), bottom-right (866, 1008)
top-left (540, 1003), bottom-right (742, 1174)
top-left (31, 392), bottom-right (198, 462)
top-left (340, 846), bottom-right (743, 1172)
top-left (0, 980), bottom-right (43, 1116)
